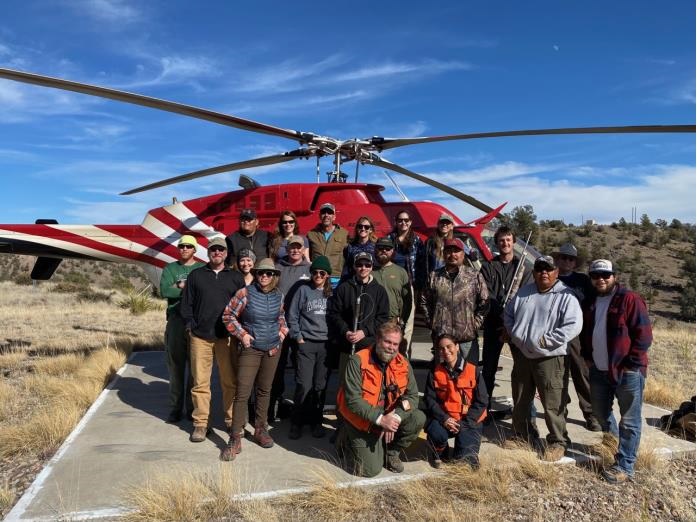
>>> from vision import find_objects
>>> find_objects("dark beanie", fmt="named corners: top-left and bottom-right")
top-left (310, 255), bottom-right (332, 275)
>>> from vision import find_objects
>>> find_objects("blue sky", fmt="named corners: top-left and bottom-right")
top-left (0, 1), bottom-right (694, 225)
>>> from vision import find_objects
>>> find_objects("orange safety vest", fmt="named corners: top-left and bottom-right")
top-left (433, 361), bottom-right (487, 423)
top-left (337, 348), bottom-right (411, 432)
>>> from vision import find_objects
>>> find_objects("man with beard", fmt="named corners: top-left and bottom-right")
top-left (504, 255), bottom-right (582, 461)
top-left (420, 238), bottom-right (489, 364)
top-left (372, 237), bottom-right (412, 349)
top-left (181, 237), bottom-right (246, 443)
top-left (336, 322), bottom-right (425, 477)
top-left (580, 259), bottom-right (652, 484)
top-left (225, 208), bottom-right (270, 265)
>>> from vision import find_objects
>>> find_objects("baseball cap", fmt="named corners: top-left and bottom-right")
top-left (438, 213), bottom-right (454, 224)
top-left (237, 248), bottom-right (256, 263)
top-left (319, 202), bottom-right (335, 213)
top-left (240, 208), bottom-right (257, 220)
top-left (444, 238), bottom-right (466, 251)
top-left (554, 243), bottom-right (578, 258)
top-left (287, 234), bottom-right (305, 246)
top-left (207, 237), bottom-right (227, 250)
top-left (178, 234), bottom-right (198, 248)
top-left (534, 255), bottom-right (557, 271)
top-left (589, 259), bottom-right (614, 275)
top-left (353, 252), bottom-right (373, 266)
top-left (375, 237), bottom-right (394, 249)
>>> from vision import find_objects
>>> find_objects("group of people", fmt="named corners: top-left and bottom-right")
top-left (159, 206), bottom-right (652, 484)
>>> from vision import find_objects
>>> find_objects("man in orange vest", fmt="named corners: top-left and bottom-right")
top-left (424, 334), bottom-right (489, 469)
top-left (336, 322), bottom-right (426, 477)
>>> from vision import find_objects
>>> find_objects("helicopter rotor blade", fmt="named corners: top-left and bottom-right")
top-left (370, 157), bottom-right (494, 214)
top-left (121, 149), bottom-right (312, 195)
top-left (371, 124), bottom-right (696, 151)
top-left (0, 68), bottom-right (305, 142)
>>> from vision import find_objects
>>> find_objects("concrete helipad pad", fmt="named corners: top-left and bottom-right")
top-left (6, 341), bottom-right (695, 521)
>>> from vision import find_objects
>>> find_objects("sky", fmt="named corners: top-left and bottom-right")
top-left (0, 1), bottom-right (694, 226)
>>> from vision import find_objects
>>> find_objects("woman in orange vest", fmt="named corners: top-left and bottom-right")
top-left (424, 334), bottom-right (489, 468)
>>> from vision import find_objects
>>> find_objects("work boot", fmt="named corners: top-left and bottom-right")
top-left (601, 465), bottom-right (631, 484)
top-left (289, 424), bottom-right (302, 440)
top-left (220, 433), bottom-right (242, 461)
top-left (584, 414), bottom-right (603, 432)
top-left (385, 451), bottom-right (404, 473)
top-left (189, 426), bottom-right (210, 443)
top-left (311, 424), bottom-right (326, 438)
top-left (542, 443), bottom-right (566, 462)
top-left (428, 444), bottom-right (447, 469)
top-left (254, 423), bottom-right (274, 448)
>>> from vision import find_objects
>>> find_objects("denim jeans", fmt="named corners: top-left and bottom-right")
top-left (426, 418), bottom-right (482, 460)
top-left (459, 337), bottom-right (480, 366)
top-left (589, 366), bottom-right (645, 475)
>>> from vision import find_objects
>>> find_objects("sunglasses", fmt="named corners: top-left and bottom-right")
top-left (178, 244), bottom-right (195, 250)
top-left (377, 245), bottom-right (393, 251)
top-left (438, 220), bottom-right (453, 226)
top-left (209, 246), bottom-right (226, 253)
top-left (240, 217), bottom-right (255, 222)
top-left (355, 262), bottom-right (373, 269)
top-left (256, 270), bottom-right (276, 277)
top-left (396, 218), bottom-right (411, 223)
top-left (534, 267), bottom-right (555, 273)
top-left (281, 220), bottom-right (295, 225)
top-left (320, 210), bottom-right (335, 215)
top-left (590, 272), bottom-right (613, 280)
top-left (558, 254), bottom-right (576, 261)
top-left (311, 270), bottom-right (328, 277)
top-left (356, 224), bottom-right (372, 230)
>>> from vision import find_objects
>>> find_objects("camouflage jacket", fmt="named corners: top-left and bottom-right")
top-left (419, 265), bottom-right (490, 342)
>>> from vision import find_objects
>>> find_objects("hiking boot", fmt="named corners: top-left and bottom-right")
top-left (385, 451), bottom-right (404, 473)
top-left (311, 424), bottom-right (326, 438)
top-left (166, 410), bottom-right (182, 423)
top-left (584, 415), bottom-right (603, 432)
top-left (189, 426), bottom-right (210, 443)
top-left (601, 466), bottom-right (631, 484)
top-left (253, 424), bottom-right (274, 448)
top-left (220, 433), bottom-right (242, 461)
top-left (428, 445), bottom-right (447, 469)
top-left (542, 443), bottom-right (566, 462)
top-left (289, 424), bottom-right (302, 440)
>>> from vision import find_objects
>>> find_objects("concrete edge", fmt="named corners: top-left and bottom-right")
top-left (4, 353), bottom-right (136, 522)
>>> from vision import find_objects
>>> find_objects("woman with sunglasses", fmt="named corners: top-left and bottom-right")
top-left (425, 213), bottom-right (455, 276)
top-left (342, 216), bottom-right (377, 279)
top-left (271, 210), bottom-right (310, 262)
top-left (234, 248), bottom-right (256, 286)
top-left (221, 258), bottom-right (289, 461)
top-left (286, 256), bottom-right (333, 440)
top-left (387, 211), bottom-right (425, 353)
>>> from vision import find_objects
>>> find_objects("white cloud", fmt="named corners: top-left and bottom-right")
top-left (333, 60), bottom-right (471, 82)
top-left (79, 0), bottom-right (141, 24)
top-left (415, 163), bottom-right (696, 224)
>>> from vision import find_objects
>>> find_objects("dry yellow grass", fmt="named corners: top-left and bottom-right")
top-left (644, 320), bottom-right (696, 409)
top-left (0, 281), bottom-right (164, 460)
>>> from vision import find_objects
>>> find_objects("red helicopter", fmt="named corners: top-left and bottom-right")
top-left (0, 68), bottom-right (693, 286)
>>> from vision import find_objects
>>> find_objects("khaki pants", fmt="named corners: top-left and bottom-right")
top-left (190, 334), bottom-right (238, 429)
top-left (511, 346), bottom-right (569, 446)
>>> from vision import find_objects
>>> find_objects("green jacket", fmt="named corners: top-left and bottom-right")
top-left (307, 225), bottom-right (349, 276)
top-left (160, 261), bottom-right (205, 318)
top-left (372, 263), bottom-right (412, 326)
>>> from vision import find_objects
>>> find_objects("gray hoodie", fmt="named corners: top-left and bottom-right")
top-left (276, 257), bottom-right (311, 307)
top-left (287, 282), bottom-right (329, 342)
top-left (503, 280), bottom-right (582, 359)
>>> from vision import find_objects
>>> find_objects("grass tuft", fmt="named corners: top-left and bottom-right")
top-left (118, 286), bottom-right (163, 315)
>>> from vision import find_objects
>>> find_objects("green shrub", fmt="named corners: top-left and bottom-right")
top-left (118, 287), bottom-right (162, 315)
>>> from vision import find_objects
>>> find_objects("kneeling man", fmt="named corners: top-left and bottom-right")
top-left (337, 322), bottom-right (426, 477)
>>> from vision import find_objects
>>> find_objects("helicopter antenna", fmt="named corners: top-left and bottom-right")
top-left (383, 170), bottom-right (409, 202)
